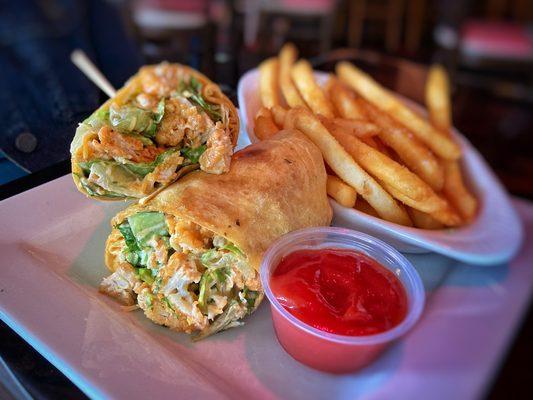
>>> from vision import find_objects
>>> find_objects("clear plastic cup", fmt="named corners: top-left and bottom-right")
top-left (260, 227), bottom-right (425, 374)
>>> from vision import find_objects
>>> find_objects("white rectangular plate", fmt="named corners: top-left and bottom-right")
top-left (1, 173), bottom-right (532, 399)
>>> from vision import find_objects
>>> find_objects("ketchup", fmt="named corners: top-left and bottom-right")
top-left (270, 248), bottom-right (408, 336)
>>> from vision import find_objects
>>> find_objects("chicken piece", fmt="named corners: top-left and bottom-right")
top-left (136, 252), bottom-right (207, 332)
top-left (88, 126), bottom-right (163, 163)
top-left (145, 237), bottom-right (170, 269)
top-left (199, 125), bottom-right (232, 174)
top-left (141, 152), bottom-right (185, 195)
top-left (207, 295), bottom-right (228, 321)
top-left (137, 289), bottom-right (194, 332)
top-left (136, 93), bottom-right (159, 110)
top-left (139, 63), bottom-right (185, 97)
top-left (155, 97), bottom-right (210, 148)
top-left (99, 264), bottom-right (142, 306)
top-left (167, 216), bottom-right (213, 253)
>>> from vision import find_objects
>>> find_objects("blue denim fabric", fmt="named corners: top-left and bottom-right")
top-left (0, 0), bottom-right (142, 172)
top-left (0, 152), bottom-right (26, 184)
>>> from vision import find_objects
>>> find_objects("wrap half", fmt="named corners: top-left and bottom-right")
top-left (71, 63), bottom-right (239, 200)
top-left (100, 130), bottom-right (332, 339)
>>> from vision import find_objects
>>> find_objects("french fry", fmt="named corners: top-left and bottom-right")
top-left (354, 198), bottom-right (380, 218)
top-left (426, 65), bottom-right (478, 221)
top-left (426, 65), bottom-right (452, 132)
top-left (279, 43), bottom-right (307, 108)
top-left (282, 108), bottom-right (412, 226)
top-left (443, 159), bottom-right (478, 221)
top-left (362, 136), bottom-right (396, 159)
top-left (271, 105), bottom-right (288, 127)
top-left (407, 207), bottom-right (444, 229)
top-left (259, 57), bottom-right (281, 108)
top-left (336, 61), bottom-right (461, 160)
top-left (362, 136), bottom-right (380, 149)
top-left (323, 76), bottom-right (336, 95)
top-left (359, 99), bottom-right (445, 192)
top-left (256, 107), bottom-right (272, 119)
top-left (373, 137), bottom-right (395, 158)
top-left (326, 121), bottom-right (447, 214)
top-left (316, 115), bottom-right (378, 139)
top-left (327, 175), bottom-right (357, 207)
top-left (382, 182), bottom-right (462, 226)
top-left (254, 108), bottom-right (280, 140)
top-left (331, 118), bottom-right (379, 138)
top-left (328, 79), bottom-right (366, 119)
top-left (291, 60), bottom-right (335, 118)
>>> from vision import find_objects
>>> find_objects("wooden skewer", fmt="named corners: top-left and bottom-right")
top-left (70, 49), bottom-right (117, 98)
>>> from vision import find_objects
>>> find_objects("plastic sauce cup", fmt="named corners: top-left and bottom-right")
top-left (260, 227), bottom-right (425, 374)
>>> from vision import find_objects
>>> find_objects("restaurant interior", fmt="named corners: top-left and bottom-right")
top-left (0, 0), bottom-right (531, 399)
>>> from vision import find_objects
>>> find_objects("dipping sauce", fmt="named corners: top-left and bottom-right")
top-left (270, 248), bottom-right (408, 336)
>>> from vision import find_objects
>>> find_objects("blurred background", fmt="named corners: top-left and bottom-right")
top-left (1, 0), bottom-right (532, 200)
top-left (0, 0), bottom-right (532, 398)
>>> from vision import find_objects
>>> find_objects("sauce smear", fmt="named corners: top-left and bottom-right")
top-left (270, 248), bottom-right (408, 336)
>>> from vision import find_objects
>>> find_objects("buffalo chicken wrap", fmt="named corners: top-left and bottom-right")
top-left (71, 63), bottom-right (239, 200)
top-left (100, 130), bottom-right (332, 339)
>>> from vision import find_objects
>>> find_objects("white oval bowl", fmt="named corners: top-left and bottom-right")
top-left (237, 68), bottom-right (524, 265)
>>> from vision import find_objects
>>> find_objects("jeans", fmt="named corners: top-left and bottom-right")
top-left (0, 0), bottom-right (142, 175)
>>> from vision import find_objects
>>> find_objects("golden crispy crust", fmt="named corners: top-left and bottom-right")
top-left (106, 129), bottom-right (332, 271)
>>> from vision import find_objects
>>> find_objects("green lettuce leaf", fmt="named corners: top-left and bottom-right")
top-left (74, 173), bottom-right (127, 199)
top-left (79, 148), bottom-right (180, 181)
top-left (109, 99), bottom-right (165, 138)
top-left (127, 212), bottom-right (169, 246)
top-left (222, 243), bottom-right (244, 257)
top-left (117, 222), bottom-right (140, 253)
top-left (193, 300), bottom-right (243, 341)
top-left (138, 268), bottom-right (155, 285)
top-left (83, 107), bottom-right (109, 127)
top-left (181, 145), bottom-right (206, 164)
top-left (200, 249), bottom-right (219, 266)
top-left (178, 77), bottom-right (222, 122)
top-left (242, 288), bottom-right (259, 311)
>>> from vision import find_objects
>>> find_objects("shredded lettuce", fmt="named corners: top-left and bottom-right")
top-left (162, 296), bottom-right (175, 313)
top-left (222, 243), bottom-right (244, 257)
top-left (138, 268), bottom-right (155, 285)
top-left (79, 148), bottom-right (180, 181)
top-left (117, 212), bottom-right (171, 277)
top-left (117, 222), bottom-right (141, 253)
top-left (193, 300), bottom-right (243, 341)
top-left (74, 173), bottom-right (127, 199)
top-left (125, 250), bottom-right (140, 266)
top-left (198, 267), bottom-right (230, 311)
top-left (181, 145), bottom-right (206, 164)
top-left (200, 249), bottom-right (219, 266)
top-left (178, 77), bottom-right (222, 122)
top-left (125, 147), bottom-right (181, 176)
top-left (79, 161), bottom-right (144, 197)
top-left (242, 288), bottom-right (259, 311)
top-left (83, 107), bottom-right (109, 128)
top-left (109, 99), bottom-right (165, 138)
top-left (198, 272), bottom-right (213, 310)
top-left (145, 292), bottom-right (153, 309)
top-left (154, 98), bottom-right (166, 123)
top-left (127, 212), bottom-right (169, 246)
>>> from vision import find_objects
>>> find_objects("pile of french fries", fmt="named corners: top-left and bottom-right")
top-left (254, 43), bottom-right (478, 229)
